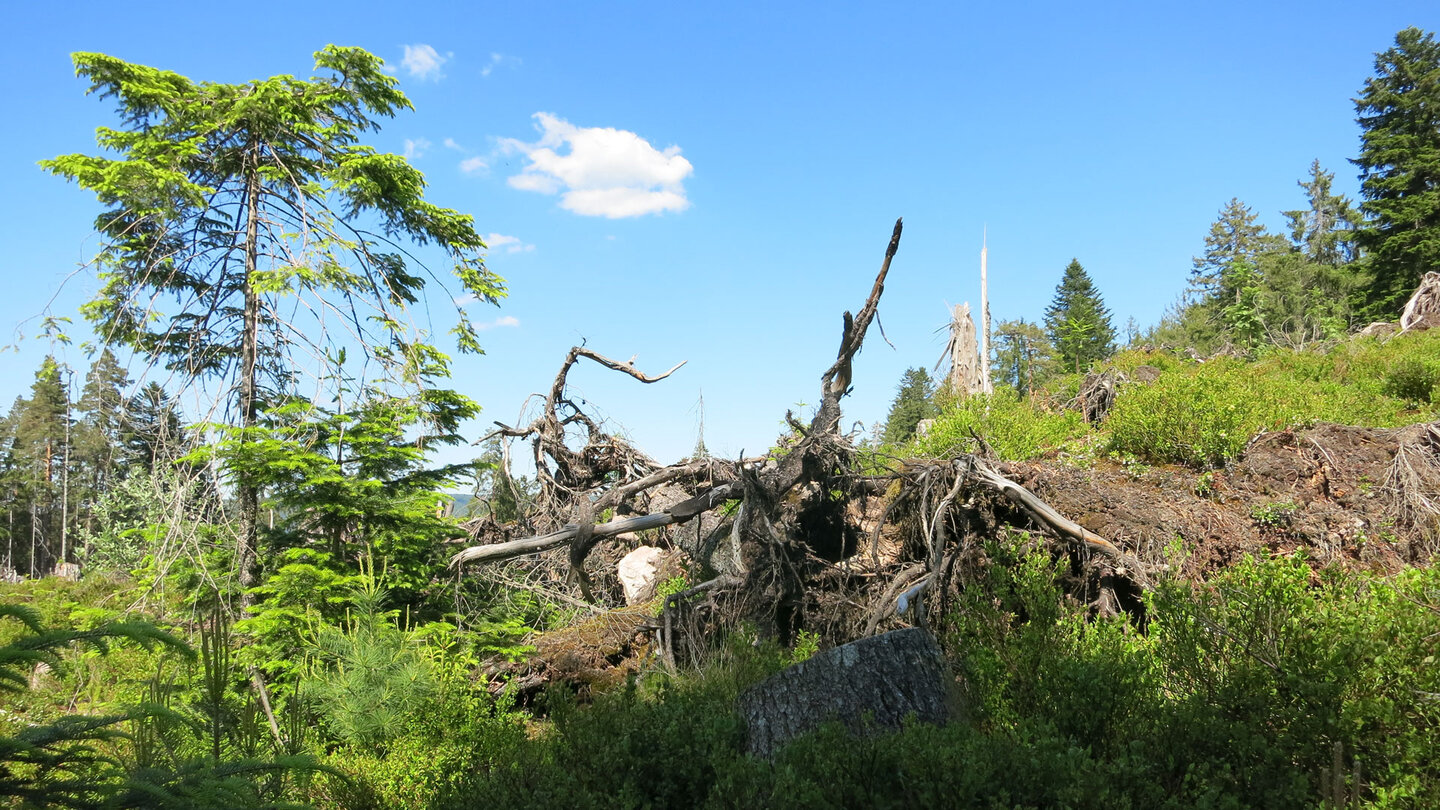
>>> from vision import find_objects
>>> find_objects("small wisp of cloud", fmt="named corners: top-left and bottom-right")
top-left (481, 52), bottom-right (519, 77)
top-left (485, 233), bottom-right (535, 254)
top-left (403, 137), bottom-right (431, 160)
top-left (398, 44), bottom-right (449, 80)
top-left (460, 156), bottom-right (488, 174)
top-left (499, 113), bottom-right (693, 218)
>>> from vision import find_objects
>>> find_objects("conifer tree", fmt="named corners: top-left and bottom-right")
top-left (73, 350), bottom-right (130, 533)
top-left (881, 367), bottom-right (937, 445)
top-left (0, 398), bottom-right (22, 572)
top-left (1284, 160), bottom-right (1361, 267)
top-left (44, 48), bottom-right (504, 590)
top-left (991, 319), bottom-right (1056, 396)
top-left (122, 382), bottom-right (184, 472)
top-left (1043, 260), bottom-right (1116, 373)
top-left (1353, 27), bottom-right (1440, 318)
top-left (1190, 198), bottom-right (1278, 305)
top-left (11, 358), bottom-right (72, 572)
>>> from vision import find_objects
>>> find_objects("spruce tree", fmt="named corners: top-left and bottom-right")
top-left (1190, 198), bottom-right (1276, 305)
top-left (881, 367), bottom-right (937, 445)
top-left (73, 350), bottom-right (130, 533)
top-left (1353, 27), bottom-right (1440, 318)
top-left (1044, 260), bottom-right (1116, 374)
top-left (1284, 160), bottom-right (1361, 267)
top-left (122, 382), bottom-right (184, 472)
top-left (45, 48), bottom-right (504, 591)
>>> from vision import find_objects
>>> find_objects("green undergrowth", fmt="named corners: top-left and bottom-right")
top-left (914, 389), bottom-right (1088, 461)
top-left (912, 331), bottom-right (1440, 467)
top-left (429, 541), bottom-right (1440, 809)
top-left (6, 535), bottom-right (1439, 808)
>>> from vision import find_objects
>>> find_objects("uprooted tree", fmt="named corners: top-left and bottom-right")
top-left (454, 219), bottom-right (1148, 664)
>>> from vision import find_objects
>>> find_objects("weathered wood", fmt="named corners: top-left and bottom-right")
top-left (1400, 271), bottom-right (1440, 331)
top-left (450, 512), bottom-right (673, 566)
top-left (1070, 368), bottom-right (1121, 425)
top-left (937, 302), bottom-right (982, 397)
top-left (968, 461), bottom-right (1131, 564)
top-left (816, 217), bottom-right (902, 431)
top-left (737, 627), bottom-right (953, 759)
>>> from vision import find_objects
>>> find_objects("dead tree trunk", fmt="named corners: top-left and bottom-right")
top-left (737, 627), bottom-right (952, 759)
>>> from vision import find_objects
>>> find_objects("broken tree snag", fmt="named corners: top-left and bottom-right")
top-left (816, 217), bottom-right (902, 433)
top-left (1400, 271), bottom-right (1440, 332)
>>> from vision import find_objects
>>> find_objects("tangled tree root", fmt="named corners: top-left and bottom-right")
top-left (453, 219), bottom-right (1153, 669)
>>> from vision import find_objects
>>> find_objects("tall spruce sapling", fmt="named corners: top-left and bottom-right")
top-left (881, 367), bottom-right (938, 445)
top-left (1043, 260), bottom-right (1116, 374)
top-left (43, 47), bottom-right (505, 591)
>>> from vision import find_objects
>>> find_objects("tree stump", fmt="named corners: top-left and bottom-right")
top-left (737, 628), bottom-right (954, 759)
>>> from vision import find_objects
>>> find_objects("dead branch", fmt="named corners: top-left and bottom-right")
top-left (451, 511), bottom-right (679, 566)
top-left (816, 217), bottom-right (902, 431)
top-left (553, 348), bottom-right (686, 396)
top-left (963, 458), bottom-right (1150, 586)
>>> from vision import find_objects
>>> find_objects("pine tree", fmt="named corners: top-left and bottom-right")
top-left (1044, 260), bottom-right (1116, 373)
top-left (881, 367), bottom-right (938, 445)
top-left (1353, 27), bottom-right (1440, 318)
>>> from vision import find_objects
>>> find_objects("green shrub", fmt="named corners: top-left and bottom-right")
top-left (917, 390), bottom-right (1086, 461)
top-left (1106, 359), bottom-right (1275, 465)
top-left (1382, 358), bottom-right (1440, 405)
top-left (1106, 347), bottom-right (1423, 467)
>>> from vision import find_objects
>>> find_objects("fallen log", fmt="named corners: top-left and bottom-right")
top-left (453, 218), bottom-right (1150, 668)
top-left (451, 481), bottom-right (741, 567)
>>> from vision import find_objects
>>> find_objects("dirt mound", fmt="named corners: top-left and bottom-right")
top-left (1006, 422), bottom-right (1439, 578)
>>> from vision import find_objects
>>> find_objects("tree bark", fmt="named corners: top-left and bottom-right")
top-left (737, 627), bottom-right (953, 759)
top-left (236, 155), bottom-right (261, 596)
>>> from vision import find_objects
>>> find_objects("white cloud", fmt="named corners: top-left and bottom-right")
top-left (459, 155), bottom-right (488, 174)
top-left (403, 137), bottom-right (431, 160)
top-left (499, 113), bottom-right (693, 218)
top-left (472, 314), bottom-right (521, 329)
top-left (485, 233), bottom-right (535, 254)
top-left (480, 52), bottom-right (519, 78)
top-left (443, 138), bottom-right (464, 151)
top-left (400, 44), bottom-right (448, 80)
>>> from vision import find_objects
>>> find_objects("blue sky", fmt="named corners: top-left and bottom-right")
top-left (2, 1), bottom-right (1436, 467)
